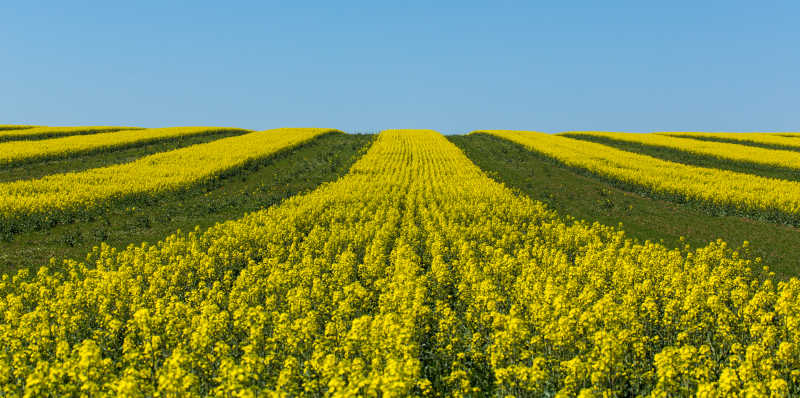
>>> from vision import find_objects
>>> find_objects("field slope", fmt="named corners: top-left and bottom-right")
top-left (1, 129), bottom-right (797, 396)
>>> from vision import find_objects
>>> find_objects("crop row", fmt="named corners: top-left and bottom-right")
top-left (482, 130), bottom-right (800, 226)
top-left (562, 131), bottom-right (800, 174)
top-left (1, 129), bottom-right (797, 396)
top-left (0, 126), bottom-right (250, 168)
top-left (661, 132), bottom-right (800, 151)
top-left (0, 128), bottom-right (336, 239)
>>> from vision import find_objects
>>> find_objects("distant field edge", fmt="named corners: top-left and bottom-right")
top-left (0, 126), bottom-right (141, 142)
top-left (656, 132), bottom-right (800, 152)
top-left (0, 127), bottom-right (251, 168)
top-left (0, 125), bottom-right (40, 131)
top-left (560, 132), bottom-right (800, 182)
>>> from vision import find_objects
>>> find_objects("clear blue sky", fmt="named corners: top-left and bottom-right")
top-left (2, 1), bottom-right (798, 133)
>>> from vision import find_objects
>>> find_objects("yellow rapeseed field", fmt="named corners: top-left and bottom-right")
top-left (1, 129), bottom-right (797, 396)
top-left (0, 128), bottom-right (335, 237)
top-left (562, 131), bottom-right (800, 172)
top-left (0, 125), bottom-right (38, 131)
top-left (660, 132), bottom-right (800, 151)
top-left (0, 126), bottom-right (250, 167)
top-left (481, 130), bottom-right (800, 226)
top-left (0, 126), bottom-right (138, 142)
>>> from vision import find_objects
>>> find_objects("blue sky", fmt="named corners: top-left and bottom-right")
top-left (2, 1), bottom-right (798, 133)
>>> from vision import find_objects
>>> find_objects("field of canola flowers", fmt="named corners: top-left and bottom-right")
top-left (0, 128), bottom-right (332, 239)
top-left (560, 131), bottom-right (800, 173)
top-left (0, 126), bottom-right (138, 142)
top-left (1, 128), bottom-right (800, 396)
top-left (482, 131), bottom-right (800, 226)
top-left (0, 126), bottom-right (250, 167)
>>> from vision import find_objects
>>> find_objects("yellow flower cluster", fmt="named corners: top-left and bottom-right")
top-left (0, 127), bottom-right (250, 167)
top-left (660, 132), bottom-right (800, 151)
top-left (1, 129), bottom-right (797, 396)
top-left (0, 126), bottom-right (138, 142)
top-left (563, 131), bottom-right (800, 172)
top-left (481, 130), bottom-right (800, 226)
top-left (0, 128), bottom-right (336, 237)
